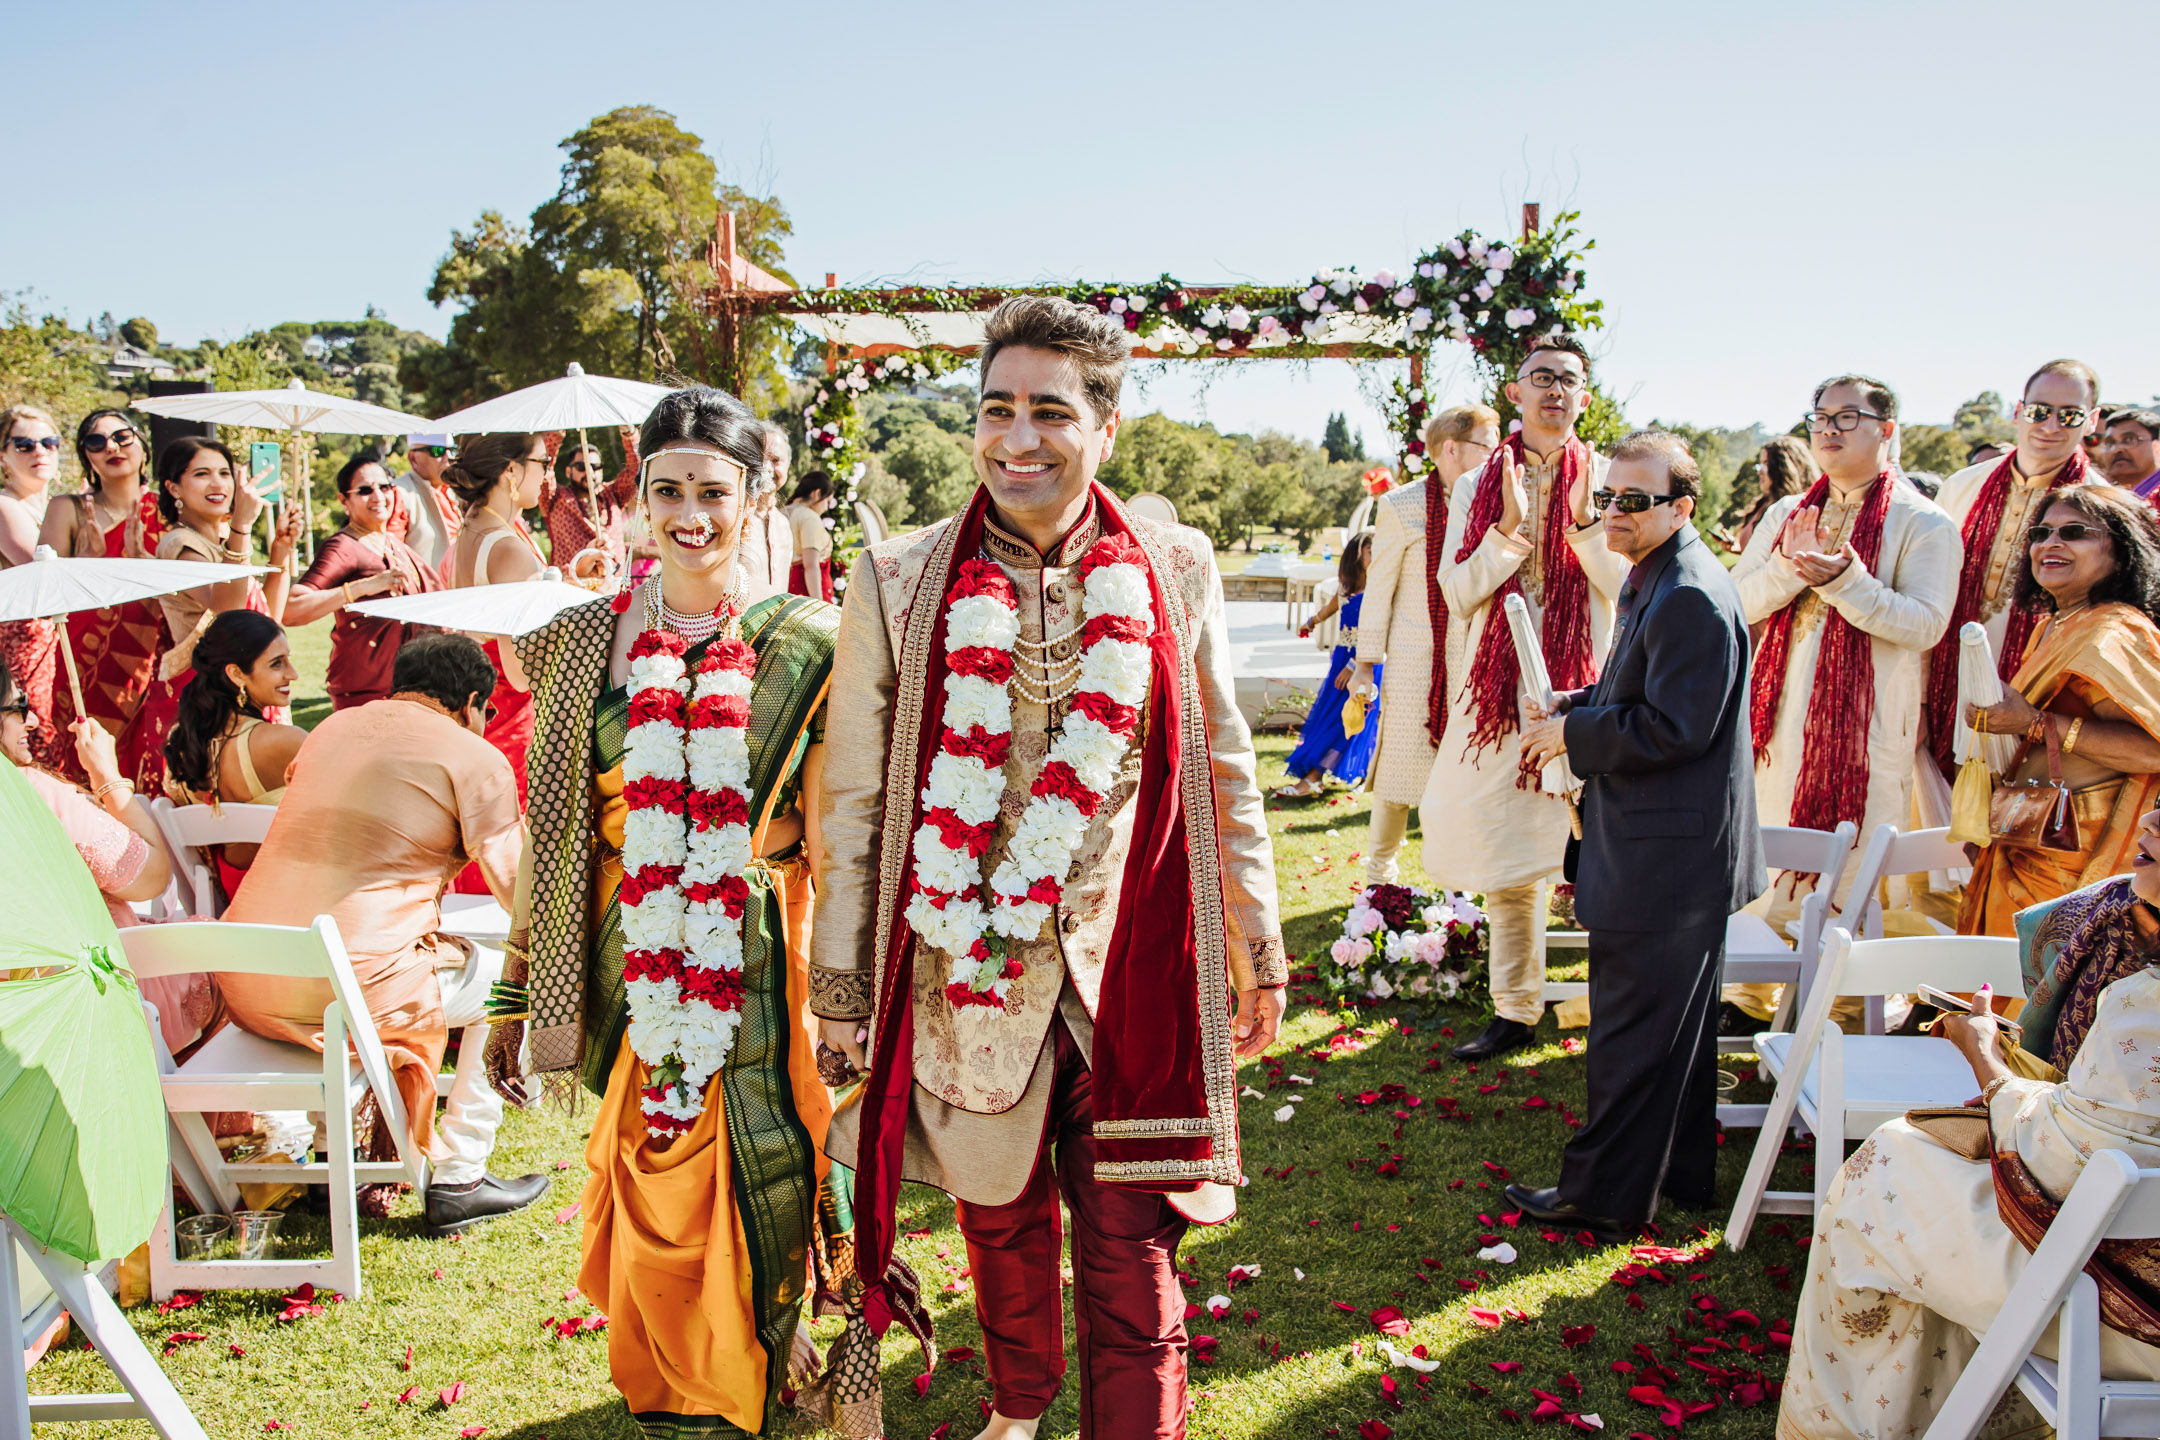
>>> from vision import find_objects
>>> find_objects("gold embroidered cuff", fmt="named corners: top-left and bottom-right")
top-left (810, 965), bottom-right (875, 1020)
top-left (1249, 936), bottom-right (1289, 989)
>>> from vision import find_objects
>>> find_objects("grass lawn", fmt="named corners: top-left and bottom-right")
top-left (31, 734), bottom-right (1807, 1438)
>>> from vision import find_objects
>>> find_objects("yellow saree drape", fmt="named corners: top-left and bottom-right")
top-left (1958, 602), bottom-right (2160, 937)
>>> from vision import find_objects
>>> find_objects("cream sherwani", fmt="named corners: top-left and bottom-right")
top-left (811, 502), bottom-right (1284, 1208)
top-left (1778, 966), bottom-right (2160, 1440)
top-left (1932, 456), bottom-right (2074, 676)
top-left (1727, 479), bottom-right (1959, 1016)
top-left (1356, 479), bottom-right (1440, 807)
top-left (1418, 446), bottom-right (1625, 1025)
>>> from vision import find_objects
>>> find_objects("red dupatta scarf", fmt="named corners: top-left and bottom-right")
top-left (1920, 448), bottom-right (2087, 772)
top-left (1424, 432), bottom-right (1595, 754)
top-left (1748, 472), bottom-right (1893, 832)
top-left (854, 483), bottom-right (1210, 1334)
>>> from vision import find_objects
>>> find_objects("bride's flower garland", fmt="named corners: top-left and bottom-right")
top-left (617, 580), bottom-right (758, 1139)
top-left (905, 533), bottom-right (1156, 1008)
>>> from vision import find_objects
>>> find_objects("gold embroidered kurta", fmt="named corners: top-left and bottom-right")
top-left (1355, 479), bottom-right (1439, 806)
top-left (810, 502), bottom-right (1284, 1207)
top-left (1933, 454), bottom-right (2076, 680)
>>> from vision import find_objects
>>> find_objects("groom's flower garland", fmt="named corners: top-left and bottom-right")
top-left (616, 594), bottom-right (759, 1139)
top-left (905, 533), bottom-right (1157, 1008)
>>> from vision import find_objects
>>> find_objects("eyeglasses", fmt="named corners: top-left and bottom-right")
top-left (348, 482), bottom-right (393, 497)
top-left (1517, 368), bottom-right (1586, 393)
top-left (80, 428), bottom-right (140, 453)
top-left (1805, 408), bottom-right (1885, 433)
top-left (2018, 402), bottom-right (2092, 429)
top-left (6, 436), bottom-right (60, 454)
top-left (1592, 490), bottom-right (1682, 515)
top-left (2027, 523), bottom-right (2104, 545)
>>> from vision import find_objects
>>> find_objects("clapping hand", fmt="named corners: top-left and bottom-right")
top-left (1495, 448), bottom-right (1529, 540)
top-left (1780, 504), bottom-right (1854, 586)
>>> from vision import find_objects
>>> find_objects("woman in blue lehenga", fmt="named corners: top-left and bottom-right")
top-left (1278, 530), bottom-right (1380, 798)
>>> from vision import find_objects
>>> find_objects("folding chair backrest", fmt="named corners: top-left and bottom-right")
top-left (117, 918), bottom-right (413, 1172)
top-left (2107, 1167), bottom-right (2160, 1240)
top-left (1759, 822), bottom-right (1858, 897)
top-left (1838, 823), bottom-right (1970, 939)
top-left (149, 798), bottom-right (277, 918)
top-left (1824, 931), bottom-right (2024, 999)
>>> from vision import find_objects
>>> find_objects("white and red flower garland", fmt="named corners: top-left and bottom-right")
top-left (618, 627), bottom-right (759, 1138)
top-left (904, 533), bottom-right (1156, 1008)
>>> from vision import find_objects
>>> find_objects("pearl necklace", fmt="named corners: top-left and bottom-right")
top-left (1010, 627), bottom-right (1084, 706)
top-left (643, 568), bottom-right (748, 645)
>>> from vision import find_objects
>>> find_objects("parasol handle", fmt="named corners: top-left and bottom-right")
top-left (56, 613), bottom-right (85, 719)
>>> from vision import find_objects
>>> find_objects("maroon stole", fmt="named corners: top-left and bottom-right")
top-left (855, 483), bottom-right (1210, 1334)
top-left (1748, 473), bottom-right (1893, 832)
top-left (1425, 433), bottom-right (1595, 755)
top-left (1920, 449), bottom-right (2088, 772)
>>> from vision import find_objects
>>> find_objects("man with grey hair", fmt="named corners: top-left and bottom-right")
top-left (396, 432), bottom-right (462, 574)
top-left (741, 423), bottom-right (795, 589)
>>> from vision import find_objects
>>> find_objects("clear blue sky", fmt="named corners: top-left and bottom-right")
top-left (7, 1), bottom-right (2150, 446)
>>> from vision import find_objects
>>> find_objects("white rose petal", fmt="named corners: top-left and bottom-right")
top-left (1273, 1105), bottom-right (1295, 1123)
top-left (1476, 1243), bottom-right (1519, 1265)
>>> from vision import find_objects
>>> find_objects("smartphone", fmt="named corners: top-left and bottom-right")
top-left (249, 442), bottom-right (282, 502)
top-left (1917, 984), bottom-right (2023, 1038)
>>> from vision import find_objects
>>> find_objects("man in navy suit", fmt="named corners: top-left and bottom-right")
top-left (1505, 431), bottom-right (1767, 1236)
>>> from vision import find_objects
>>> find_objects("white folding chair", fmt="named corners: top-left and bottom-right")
top-left (1726, 927), bottom-right (2024, 1249)
top-left (121, 917), bottom-right (427, 1300)
top-left (147, 798), bottom-right (277, 919)
top-left (852, 497), bottom-right (890, 547)
top-left (1828, 823), bottom-right (1973, 1032)
top-left (0, 1220), bottom-right (206, 1437)
top-left (1125, 491), bottom-right (1179, 526)
top-left (1922, 1149), bottom-right (2160, 1440)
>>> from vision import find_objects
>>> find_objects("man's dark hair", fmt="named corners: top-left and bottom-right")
top-left (2023, 358), bottom-right (2101, 407)
top-left (1608, 429), bottom-right (1702, 500)
top-left (1811, 373), bottom-right (1899, 423)
top-left (2108, 407), bottom-right (2160, 441)
top-left (391, 632), bottom-right (498, 715)
top-left (978, 295), bottom-right (1128, 427)
top-left (1520, 332), bottom-right (1594, 384)
top-left (2013, 482), bottom-right (2160, 625)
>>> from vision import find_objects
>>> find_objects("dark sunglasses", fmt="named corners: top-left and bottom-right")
top-left (2027, 522), bottom-right (2104, 545)
top-left (1592, 489), bottom-right (1681, 515)
top-left (348, 482), bottom-right (394, 497)
top-left (80, 429), bottom-right (140, 453)
top-left (416, 445), bottom-right (454, 459)
top-left (2018, 402), bottom-right (2092, 429)
top-left (7, 436), bottom-right (61, 454)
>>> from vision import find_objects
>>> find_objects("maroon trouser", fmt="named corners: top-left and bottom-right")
top-left (953, 1023), bottom-right (1191, 1437)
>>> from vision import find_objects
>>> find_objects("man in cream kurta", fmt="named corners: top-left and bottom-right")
top-left (1724, 378), bottom-right (1959, 1024)
top-left (1352, 403), bottom-right (1498, 885)
top-left (1421, 342), bottom-right (1629, 1061)
top-left (810, 297), bottom-right (1283, 1440)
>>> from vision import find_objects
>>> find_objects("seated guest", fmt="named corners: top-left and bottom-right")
top-left (1960, 485), bottom-right (2160, 935)
top-left (1779, 850), bottom-right (2160, 1438)
top-left (219, 633), bottom-right (545, 1235)
top-left (161, 610), bottom-right (308, 891)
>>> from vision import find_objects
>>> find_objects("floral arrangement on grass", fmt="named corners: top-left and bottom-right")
top-left (1323, 883), bottom-right (1488, 1001)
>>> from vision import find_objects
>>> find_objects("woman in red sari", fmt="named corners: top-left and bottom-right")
top-left (35, 409), bottom-right (165, 784)
top-left (0, 405), bottom-right (64, 770)
top-left (122, 438), bottom-right (301, 793)
top-left (443, 432), bottom-right (547, 893)
top-left (282, 452), bottom-right (440, 709)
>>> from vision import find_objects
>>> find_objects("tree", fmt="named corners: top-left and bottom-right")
top-left (1322, 411), bottom-right (1364, 463)
top-left (0, 297), bottom-right (124, 477)
top-left (119, 317), bottom-right (157, 351)
top-left (417, 107), bottom-right (795, 415)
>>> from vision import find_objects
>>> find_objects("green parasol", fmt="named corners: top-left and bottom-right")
top-left (0, 763), bottom-right (166, 1263)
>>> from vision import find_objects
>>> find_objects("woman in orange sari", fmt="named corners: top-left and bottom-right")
top-left (36, 409), bottom-right (165, 784)
top-left (1960, 483), bottom-right (2160, 935)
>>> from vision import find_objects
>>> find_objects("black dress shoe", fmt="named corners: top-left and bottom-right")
top-left (424, 1171), bottom-right (549, 1237)
top-left (1503, 1184), bottom-right (1633, 1240)
top-left (1660, 1186), bottom-right (1716, 1212)
top-left (1452, 1017), bottom-right (1535, 1061)
top-left (1716, 1001), bottom-right (1766, 1038)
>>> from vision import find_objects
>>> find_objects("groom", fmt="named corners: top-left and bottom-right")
top-left (812, 295), bottom-right (1284, 1440)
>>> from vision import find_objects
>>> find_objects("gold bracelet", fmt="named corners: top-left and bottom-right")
top-left (340, 582), bottom-right (354, 604)
top-left (92, 778), bottom-right (133, 805)
top-left (2063, 717), bottom-right (2084, 755)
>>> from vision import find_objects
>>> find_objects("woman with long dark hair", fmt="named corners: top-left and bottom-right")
top-left (162, 610), bottom-right (308, 895)
top-left (441, 431), bottom-right (548, 893)
top-left (123, 437), bottom-right (300, 794)
top-left (1724, 433), bottom-right (1815, 553)
top-left (0, 405), bottom-right (64, 769)
top-left (1960, 483), bottom-right (2160, 934)
top-left (34, 409), bottom-right (166, 782)
top-left (282, 451), bottom-right (440, 709)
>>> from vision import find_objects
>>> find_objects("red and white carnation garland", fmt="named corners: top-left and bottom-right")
top-left (617, 584), bottom-right (758, 1139)
top-left (905, 534), bottom-right (1156, 1008)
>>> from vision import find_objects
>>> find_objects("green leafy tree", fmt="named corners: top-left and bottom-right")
top-left (0, 297), bottom-right (123, 486)
top-left (1322, 411), bottom-right (1364, 463)
top-left (118, 317), bottom-right (157, 351)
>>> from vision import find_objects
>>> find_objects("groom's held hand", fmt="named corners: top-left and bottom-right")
top-left (819, 1017), bottom-right (869, 1074)
top-left (1234, 985), bottom-right (1285, 1058)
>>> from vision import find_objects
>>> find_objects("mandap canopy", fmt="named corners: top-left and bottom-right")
top-left (699, 205), bottom-right (1608, 530)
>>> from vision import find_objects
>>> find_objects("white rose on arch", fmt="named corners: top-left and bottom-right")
top-left (1474, 283), bottom-right (1494, 303)
top-left (1392, 286), bottom-right (1416, 307)
top-left (1226, 304), bottom-right (1250, 330)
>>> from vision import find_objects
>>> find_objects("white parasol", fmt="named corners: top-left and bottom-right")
top-left (431, 364), bottom-right (675, 565)
top-left (346, 569), bottom-right (601, 638)
top-left (1955, 622), bottom-right (2021, 775)
top-left (0, 546), bottom-right (272, 716)
top-left (133, 379), bottom-right (438, 561)
top-left (1503, 593), bottom-right (1581, 805)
